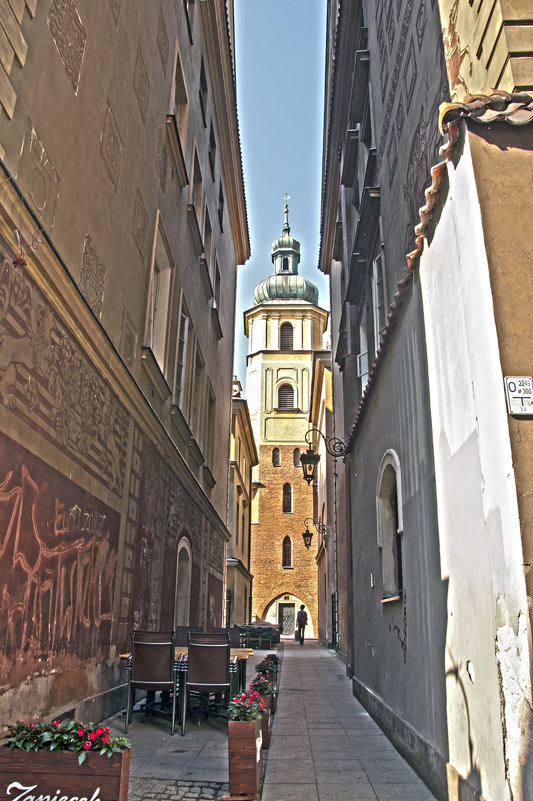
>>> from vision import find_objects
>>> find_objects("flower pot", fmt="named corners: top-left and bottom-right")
top-left (260, 709), bottom-right (270, 750)
top-left (261, 692), bottom-right (276, 716)
top-left (227, 719), bottom-right (262, 798)
top-left (0, 747), bottom-right (130, 801)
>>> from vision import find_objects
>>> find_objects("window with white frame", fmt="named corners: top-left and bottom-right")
top-left (376, 450), bottom-right (404, 600)
top-left (147, 223), bottom-right (173, 373)
top-left (191, 151), bottom-right (203, 222)
top-left (190, 346), bottom-right (205, 438)
top-left (372, 251), bottom-right (387, 353)
top-left (170, 42), bottom-right (188, 145)
top-left (174, 300), bottom-right (191, 410)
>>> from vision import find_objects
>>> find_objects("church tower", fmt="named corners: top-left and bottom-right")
top-left (244, 203), bottom-right (328, 637)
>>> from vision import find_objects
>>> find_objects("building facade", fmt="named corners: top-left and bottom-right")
top-left (321, 1), bottom-right (533, 800)
top-left (227, 378), bottom-right (257, 626)
top-left (0, 0), bottom-right (248, 726)
top-left (244, 207), bottom-right (328, 638)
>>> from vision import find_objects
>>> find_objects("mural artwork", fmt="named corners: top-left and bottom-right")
top-left (0, 242), bottom-right (128, 495)
top-left (0, 432), bottom-right (120, 687)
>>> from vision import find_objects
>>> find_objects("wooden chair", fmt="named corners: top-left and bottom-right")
top-left (181, 631), bottom-right (231, 735)
top-left (124, 630), bottom-right (179, 735)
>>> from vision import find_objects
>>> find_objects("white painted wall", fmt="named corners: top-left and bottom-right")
top-left (419, 131), bottom-right (532, 801)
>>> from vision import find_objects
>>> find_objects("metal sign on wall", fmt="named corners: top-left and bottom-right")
top-left (504, 377), bottom-right (533, 415)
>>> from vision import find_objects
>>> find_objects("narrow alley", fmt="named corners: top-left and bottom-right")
top-left (116, 641), bottom-right (438, 801)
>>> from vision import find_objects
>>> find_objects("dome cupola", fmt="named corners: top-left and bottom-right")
top-left (252, 203), bottom-right (319, 306)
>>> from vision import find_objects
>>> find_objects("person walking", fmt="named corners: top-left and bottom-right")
top-left (296, 604), bottom-right (308, 645)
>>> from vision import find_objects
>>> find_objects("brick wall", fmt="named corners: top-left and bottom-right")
top-left (250, 444), bottom-right (318, 634)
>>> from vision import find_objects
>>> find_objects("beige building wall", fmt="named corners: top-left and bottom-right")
top-left (0, 0), bottom-right (248, 726)
top-left (228, 385), bottom-right (258, 626)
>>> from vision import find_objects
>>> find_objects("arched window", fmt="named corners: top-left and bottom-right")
top-left (282, 536), bottom-right (292, 567)
top-left (376, 451), bottom-right (404, 600)
top-left (293, 448), bottom-right (301, 467)
top-left (272, 447), bottom-right (280, 467)
top-left (282, 257), bottom-right (289, 272)
top-left (282, 483), bottom-right (292, 513)
top-left (280, 322), bottom-right (293, 350)
top-left (174, 537), bottom-right (192, 628)
top-left (278, 383), bottom-right (294, 409)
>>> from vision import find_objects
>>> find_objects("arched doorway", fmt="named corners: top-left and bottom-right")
top-left (263, 593), bottom-right (314, 638)
top-left (174, 537), bottom-right (192, 628)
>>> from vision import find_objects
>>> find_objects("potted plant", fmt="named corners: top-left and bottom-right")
top-left (255, 654), bottom-right (279, 684)
top-left (250, 671), bottom-right (277, 717)
top-left (1, 719), bottom-right (131, 800)
top-left (225, 692), bottom-right (263, 799)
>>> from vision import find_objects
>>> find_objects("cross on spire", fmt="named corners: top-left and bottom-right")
top-left (282, 193), bottom-right (290, 234)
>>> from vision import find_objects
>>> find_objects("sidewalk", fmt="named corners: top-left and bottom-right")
top-left (107, 640), bottom-right (439, 801)
top-left (264, 639), bottom-right (438, 801)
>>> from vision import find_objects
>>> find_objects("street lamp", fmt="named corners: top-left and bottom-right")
top-left (302, 517), bottom-right (327, 549)
top-left (300, 427), bottom-right (349, 484)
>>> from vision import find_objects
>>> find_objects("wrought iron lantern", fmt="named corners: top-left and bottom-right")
top-left (300, 428), bottom-right (349, 484)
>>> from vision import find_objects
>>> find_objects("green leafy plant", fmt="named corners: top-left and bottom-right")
top-left (250, 672), bottom-right (275, 696)
top-left (227, 691), bottom-right (264, 721)
top-left (255, 656), bottom-right (278, 673)
top-left (5, 719), bottom-right (131, 765)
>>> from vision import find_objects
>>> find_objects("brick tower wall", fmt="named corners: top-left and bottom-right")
top-left (250, 444), bottom-right (318, 635)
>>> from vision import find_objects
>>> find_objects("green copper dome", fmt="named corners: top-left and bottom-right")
top-left (252, 203), bottom-right (319, 306)
top-left (253, 273), bottom-right (319, 305)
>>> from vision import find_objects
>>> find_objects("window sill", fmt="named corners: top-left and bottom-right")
top-left (381, 592), bottom-right (403, 605)
top-left (202, 463), bottom-right (216, 490)
top-left (282, 566), bottom-right (293, 570)
top-left (274, 407), bottom-right (302, 413)
top-left (187, 204), bottom-right (204, 256)
top-left (141, 347), bottom-right (171, 401)
top-left (199, 256), bottom-right (213, 296)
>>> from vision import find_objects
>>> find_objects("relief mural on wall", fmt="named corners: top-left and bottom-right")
top-left (133, 438), bottom-right (203, 630)
top-left (0, 241), bottom-right (128, 495)
top-left (441, 0), bottom-right (472, 100)
top-left (0, 431), bottom-right (120, 687)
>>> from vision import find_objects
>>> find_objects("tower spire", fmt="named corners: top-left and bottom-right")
top-left (282, 192), bottom-right (290, 235)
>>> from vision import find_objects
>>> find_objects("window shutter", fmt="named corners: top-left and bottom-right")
top-left (280, 323), bottom-right (293, 350)
top-left (278, 384), bottom-right (294, 409)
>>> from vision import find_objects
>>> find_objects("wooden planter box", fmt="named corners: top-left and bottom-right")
top-left (0, 748), bottom-right (130, 801)
top-left (226, 719), bottom-right (261, 800)
top-left (261, 692), bottom-right (276, 716)
top-left (260, 709), bottom-right (270, 750)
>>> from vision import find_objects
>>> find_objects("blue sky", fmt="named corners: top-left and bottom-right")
top-left (233, 0), bottom-right (329, 386)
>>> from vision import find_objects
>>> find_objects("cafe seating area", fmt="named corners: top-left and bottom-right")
top-left (121, 626), bottom-right (255, 737)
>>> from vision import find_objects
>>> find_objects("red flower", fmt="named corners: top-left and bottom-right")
top-left (88, 731), bottom-right (97, 741)
top-left (78, 729), bottom-right (84, 737)
top-left (83, 741), bottom-right (91, 750)
top-left (101, 735), bottom-right (109, 744)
